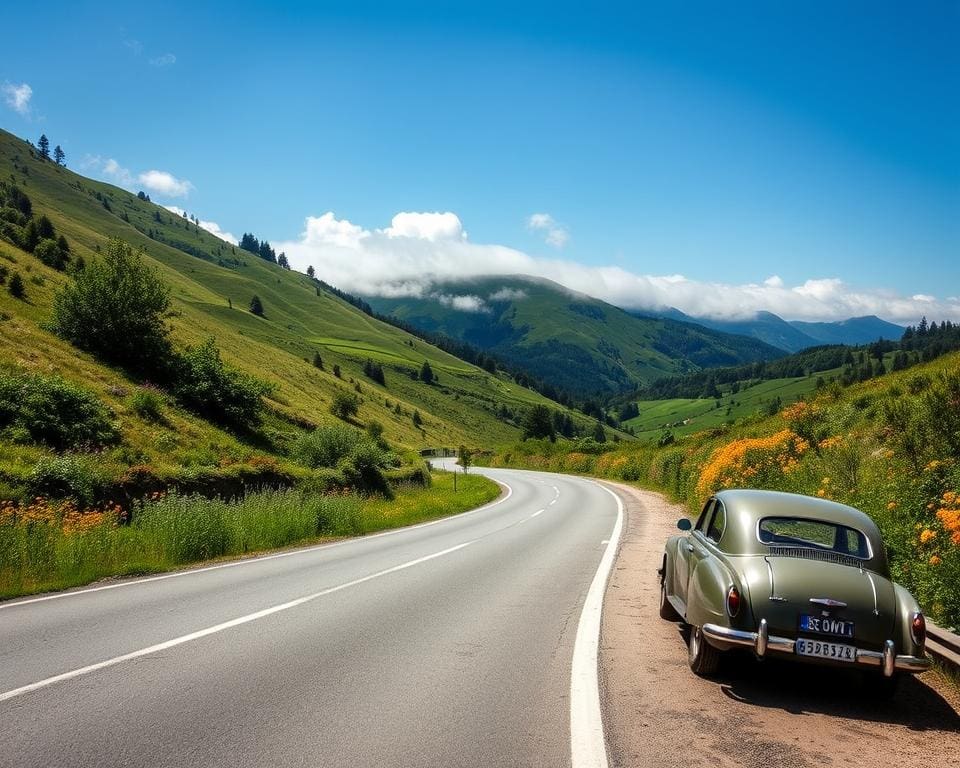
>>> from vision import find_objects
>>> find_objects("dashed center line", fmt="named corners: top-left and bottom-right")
top-left (531, 509), bottom-right (545, 518)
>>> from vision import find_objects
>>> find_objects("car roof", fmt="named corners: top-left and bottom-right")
top-left (712, 489), bottom-right (886, 564)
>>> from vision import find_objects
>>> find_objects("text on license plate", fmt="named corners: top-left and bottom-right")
top-left (799, 614), bottom-right (854, 638)
top-left (795, 638), bottom-right (856, 662)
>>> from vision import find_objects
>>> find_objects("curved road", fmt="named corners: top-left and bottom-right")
top-left (0, 464), bottom-right (621, 768)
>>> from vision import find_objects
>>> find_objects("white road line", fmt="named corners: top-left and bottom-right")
top-left (570, 482), bottom-right (624, 768)
top-left (549, 499), bottom-right (557, 506)
top-left (531, 509), bottom-right (545, 518)
top-left (0, 481), bottom-right (514, 611)
top-left (0, 540), bottom-right (475, 703)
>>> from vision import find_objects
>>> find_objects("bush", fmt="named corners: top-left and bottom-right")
top-left (27, 455), bottom-right (109, 506)
top-left (49, 239), bottom-right (172, 373)
top-left (330, 391), bottom-right (360, 420)
top-left (34, 238), bottom-right (68, 270)
top-left (0, 370), bottom-right (118, 448)
top-left (293, 424), bottom-right (367, 468)
top-left (338, 441), bottom-right (394, 498)
top-left (129, 387), bottom-right (165, 421)
top-left (173, 339), bottom-right (273, 430)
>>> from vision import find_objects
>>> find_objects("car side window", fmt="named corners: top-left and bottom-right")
top-left (706, 501), bottom-right (726, 544)
top-left (695, 499), bottom-right (715, 532)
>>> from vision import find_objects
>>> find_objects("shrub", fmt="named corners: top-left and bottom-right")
top-left (173, 339), bottom-right (273, 430)
top-left (34, 238), bottom-right (68, 270)
top-left (27, 455), bottom-right (109, 506)
top-left (249, 295), bottom-right (264, 316)
top-left (339, 441), bottom-right (393, 498)
top-left (129, 387), bottom-right (165, 421)
top-left (0, 370), bottom-right (118, 448)
top-left (330, 391), bottom-right (360, 420)
top-left (293, 424), bottom-right (366, 468)
top-left (49, 239), bottom-right (172, 373)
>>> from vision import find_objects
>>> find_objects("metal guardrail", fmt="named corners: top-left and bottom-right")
top-left (927, 621), bottom-right (960, 669)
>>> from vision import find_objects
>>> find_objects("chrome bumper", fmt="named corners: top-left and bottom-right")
top-left (702, 620), bottom-right (931, 676)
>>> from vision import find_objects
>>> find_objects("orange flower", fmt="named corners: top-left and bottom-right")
top-left (920, 529), bottom-right (937, 544)
top-left (929, 555), bottom-right (942, 566)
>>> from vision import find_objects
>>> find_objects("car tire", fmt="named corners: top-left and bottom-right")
top-left (659, 576), bottom-right (680, 621)
top-left (688, 625), bottom-right (721, 676)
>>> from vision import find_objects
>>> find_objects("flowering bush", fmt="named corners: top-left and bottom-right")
top-left (696, 429), bottom-right (808, 500)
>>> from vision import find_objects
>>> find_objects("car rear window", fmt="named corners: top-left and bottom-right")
top-left (758, 517), bottom-right (870, 559)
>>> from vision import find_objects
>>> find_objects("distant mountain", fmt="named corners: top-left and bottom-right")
top-left (641, 309), bottom-right (904, 353)
top-left (788, 316), bottom-right (904, 346)
top-left (365, 276), bottom-right (784, 397)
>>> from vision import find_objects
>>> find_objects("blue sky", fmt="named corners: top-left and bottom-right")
top-left (1, 1), bottom-right (957, 321)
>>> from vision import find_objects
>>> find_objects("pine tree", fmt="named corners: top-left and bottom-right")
top-left (8, 272), bottom-right (25, 299)
top-left (306, 265), bottom-right (315, 278)
top-left (312, 351), bottom-right (324, 370)
top-left (37, 134), bottom-right (50, 159)
top-left (419, 360), bottom-right (434, 383)
top-left (53, 145), bottom-right (66, 166)
top-left (249, 295), bottom-right (264, 316)
top-left (277, 252), bottom-right (290, 269)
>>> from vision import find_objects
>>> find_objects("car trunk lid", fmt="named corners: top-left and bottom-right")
top-left (756, 554), bottom-right (896, 649)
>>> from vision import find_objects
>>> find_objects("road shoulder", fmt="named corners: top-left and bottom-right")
top-left (598, 480), bottom-right (960, 768)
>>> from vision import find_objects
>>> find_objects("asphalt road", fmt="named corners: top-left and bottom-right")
top-left (0, 463), bottom-right (621, 768)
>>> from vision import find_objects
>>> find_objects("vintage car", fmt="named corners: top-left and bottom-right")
top-left (659, 489), bottom-right (930, 689)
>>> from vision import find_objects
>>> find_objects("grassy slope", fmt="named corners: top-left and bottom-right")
top-left (624, 373), bottom-right (835, 441)
top-left (0, 128), bottom-right (592, 461)
top-left (366, 276), bottom-right (783, 395)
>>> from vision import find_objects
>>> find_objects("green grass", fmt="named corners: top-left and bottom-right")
top-left (624, 374), bottom-right (833, 441)
top-left (0, 470), bottom-right (500, 599)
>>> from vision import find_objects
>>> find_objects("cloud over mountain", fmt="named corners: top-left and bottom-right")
top-left (275, 210), bottom-right (959, 324)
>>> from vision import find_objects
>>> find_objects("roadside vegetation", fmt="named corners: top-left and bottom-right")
top-left (488, 351), bottom-right (960, 629)
top-left (0, 469), bottom-right (498, 599)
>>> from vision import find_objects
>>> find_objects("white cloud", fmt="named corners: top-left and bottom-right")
top-left (149, 53), bottom-right (177, 67)
top-left (274, 210), bottom-right (960, 325)
top-left (102, 158), bottom-right (134, 186)
top-left (489, 287), bottom-right (528, 301)
top-left (138, 169), bottom-right (193, 197)
top-left (436, 293), bottom-right (488, 312)
top-left (382, 211), bottom-right (465, 241)
top-left (163, 205), bottom-right (237, 244)
top-left (2, 82), bottom-right (32, 116)
top-left (527, 212), bottom-right (570, 248)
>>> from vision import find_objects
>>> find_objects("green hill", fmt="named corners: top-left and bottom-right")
top-left (0, 128), bottom-right (598, 499)
top-left (365, 276), bottom-right (784, 397)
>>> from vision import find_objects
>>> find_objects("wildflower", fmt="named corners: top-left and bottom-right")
top-left (929, 555), bottom-right (942, 566)
top-left (887, 501), bottom-right (897, 511)
top-left (920, 529), bottom-right (937, 544)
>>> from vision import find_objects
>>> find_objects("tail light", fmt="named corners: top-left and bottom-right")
top-left (911, 612), bottom-right (926, 647)
top-left (726, 585), bottom-right (741, 618)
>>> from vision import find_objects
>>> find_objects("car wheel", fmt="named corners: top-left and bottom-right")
top-left (659, 576), bottom-right (680, 621)
top-left (688, 625), bottom-right (720, 677)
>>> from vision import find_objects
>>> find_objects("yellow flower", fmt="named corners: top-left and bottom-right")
top-left (920, 529), bottom-right (937, 544)
top-left (817, 489), bottom-right (826, 497)
top-left (929, 555), bottom-right (942, 566)
top-left (887, 501), bottom-right (897, 510)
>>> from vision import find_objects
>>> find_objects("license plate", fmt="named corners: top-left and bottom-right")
top-left (799, 614), bottom-right (854, 638)
top-left (795, 638), bottom-right (856, 662)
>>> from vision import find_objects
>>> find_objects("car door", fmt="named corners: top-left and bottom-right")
top-left (674, 498), bottom-right (715, 608)
top-left (686, 501), bottom-right (721, 601)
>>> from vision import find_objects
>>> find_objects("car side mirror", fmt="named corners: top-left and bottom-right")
top-left (677, 518), bottom-right (692, 531)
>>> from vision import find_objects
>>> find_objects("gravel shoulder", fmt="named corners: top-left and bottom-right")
top-left (599, 480), bottom-right (960, 768)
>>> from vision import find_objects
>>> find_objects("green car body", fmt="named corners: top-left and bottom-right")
top-left (660, 489), bottom-right (930, 683)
